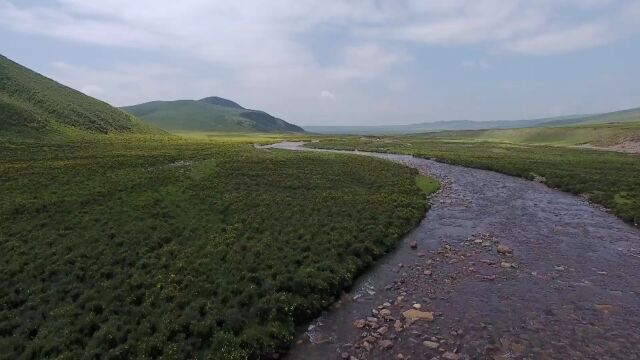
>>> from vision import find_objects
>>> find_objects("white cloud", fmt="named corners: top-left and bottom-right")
top-left (1, 0), bottom-right (638, 125)
top-left (1, 0), bottom-right (636, 65)
top-left (47, 61), bottom-right (227, 106)
top-left (506, 22), bottom-right (612, 54)
top-left (320, 90), bottom-right (335, 99)
top-left (326, 43), bottom-right (411, 81)
top-left (461, 59), bottom-right (492, 70)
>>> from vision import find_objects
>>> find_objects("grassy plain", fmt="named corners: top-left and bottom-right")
top-left (0, 134), bottom-right (434, 359)
top-left (418, 122), bottom-right (640, 147)
top-left (307, 137), bottom-right (640, 226)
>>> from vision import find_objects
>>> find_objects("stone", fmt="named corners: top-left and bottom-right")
top-left (423, 340), bottom-right (439, 349)
top-left (410, 240), bottom-right (418, 249)
top-left (402, 309), bottom-right (434, 321)
top-left (380, 309), bottom-right (392, 317)
top-left (341, 352), bottom-right (350, 359)
top-left (394, 320), bottom-right (403, 331)
top-left (595, 304), bottom-right (613, 314)
top-left (500, 262), bottom-right (512, 268)
top-left (377, 326), bottom-right (389, 335)
top-left (353, 319), bottom-right (366, 328)
top-left (496, 244), bottom-right (512, 255)
top-left (379, 340), bottom-right (394, 350)
top-left (424, 270), bottom-right (432, 276)
top-left (362, 341), bottom-right (372, 352)
top-left (442, 352), bottom-right (459, 360)
top-left (413, 303), bottom-right (422, 310)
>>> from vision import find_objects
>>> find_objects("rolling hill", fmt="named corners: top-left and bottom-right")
top-left (122, 97), bottom-right (305, 133)
top-left (0, 55), bottom-right (155, 138)
top-left (305, 107), bottom-right (640, 135)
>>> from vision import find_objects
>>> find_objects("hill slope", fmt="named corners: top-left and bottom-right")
top-left (305, 107), bottom-right (640, 135)
top-left (122, 97), bottom-right (305, 133)
top-left (0, 55), bottom-right (154, 137)
top-left (537, 107), bottom-right (640, 127)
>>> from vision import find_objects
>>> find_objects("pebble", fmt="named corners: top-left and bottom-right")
top-left (377, 326), bottom-right (388, 335)
top-left (379, 340), bottom-right (394, 350)
top-left (497, 244), bottom-right (513, 255)
top-left (423, 340), bottom-right (439, 349)
top-left (353, 319), bottom-right (366, 329)
top-left (413, 303), bottom-right (422, 309)
top-left (442, 352), bottom-right (460, 360)
top-left (410, 240), bottom-right (418, 249)
top-left (402, 309), bottom-right (434, 321)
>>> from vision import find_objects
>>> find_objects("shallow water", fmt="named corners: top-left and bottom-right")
top-left (263, 142), bottom-right (640, 360)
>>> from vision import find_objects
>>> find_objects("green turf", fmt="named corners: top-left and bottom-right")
top-left (307, 137), bottom-right (640, 226)
top-left (416, 174), bottom-right (440, 195)
top-left (0, 134), bottom-right (432, 359)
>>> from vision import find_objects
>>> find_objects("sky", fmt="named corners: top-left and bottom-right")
top-left (1, 0), bottom-right (640, 126)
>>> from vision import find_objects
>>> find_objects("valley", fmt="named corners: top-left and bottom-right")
top-left (2, 52), bottom-right (640, 360)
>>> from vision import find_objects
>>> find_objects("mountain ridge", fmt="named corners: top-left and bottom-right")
top-left (305, 108), bottom-right (640, 135)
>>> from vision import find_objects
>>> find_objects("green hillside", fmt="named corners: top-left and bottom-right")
top-left (417, 121), bottom-right (640, 152)
top-left (122, 97), bottom-right (305, 133)
top-left (0, 55), bottom-right (155, 138)
top-left (306, 107), bottom-right (640, 135)
top-left (540, 107), bottom-right (640, 127)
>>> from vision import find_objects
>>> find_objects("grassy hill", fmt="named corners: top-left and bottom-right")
top-left (416, 121), bottom-right (640, 153)
top-left (0, 55), bottom-right (155, 138)
top-left (537, 107), bottom-right (640, 127)
top-left (305, 107), bottom-right (640, 135)
top-left (122, 97), bottom-right (305, 133)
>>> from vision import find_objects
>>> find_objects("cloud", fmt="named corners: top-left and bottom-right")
top-left (1, 0), bottom-right (638, 125)
top-left (326, 43), bottom-right (411, 81)
top-left (1, 0), bottom-right (637, 64)
top-left (320, 90), bottom-right (335, 99)
top-left (47, 61), bottom-right (227, 106)
top-left (461, 59), bottom-right (492, 70)
top-left (506, 22), bottom-right (613, 55)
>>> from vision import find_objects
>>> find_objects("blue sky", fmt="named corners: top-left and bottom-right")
top-left (1, 0), bottom-right (640, 126)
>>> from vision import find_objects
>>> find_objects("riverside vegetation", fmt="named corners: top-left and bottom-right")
top-left (0, 135), bottom-right (435, 359)
top-left (307, 137), bottom-right (640, 226)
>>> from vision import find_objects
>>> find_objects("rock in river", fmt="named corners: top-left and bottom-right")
top-left (402, 309), bottom-right (434, 321)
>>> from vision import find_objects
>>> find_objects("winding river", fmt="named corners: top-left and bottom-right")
top-left (263, 142), bottom-right (640, 360)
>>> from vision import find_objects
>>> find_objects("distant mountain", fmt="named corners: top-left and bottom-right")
top-left (122, 97), bottom-right (305, 133)
top-left (305, 109), bottom-right (640, 135)
top-left (534, 107), bottom-right (640, 127)
top-left (0, 54), bottom-right (155, 138)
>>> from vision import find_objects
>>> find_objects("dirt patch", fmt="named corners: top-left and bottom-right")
top-left (579, 139), bottom-right (640, 154)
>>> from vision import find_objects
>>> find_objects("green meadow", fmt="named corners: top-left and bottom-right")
top-left (307, 136), bottom-right (640, 226)
top-left (0, 134), bottom-right (434, 359)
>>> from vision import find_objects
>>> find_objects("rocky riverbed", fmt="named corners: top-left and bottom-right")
top-left (262, 142), bottom-right (640, 360)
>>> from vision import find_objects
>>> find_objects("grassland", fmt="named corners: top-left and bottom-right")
top-left (307, 137), bottom-right (640, 226)
top-left (418, 121), bottom-right (640, 149)
top-left (0, 134), bottom-right (435, 359)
